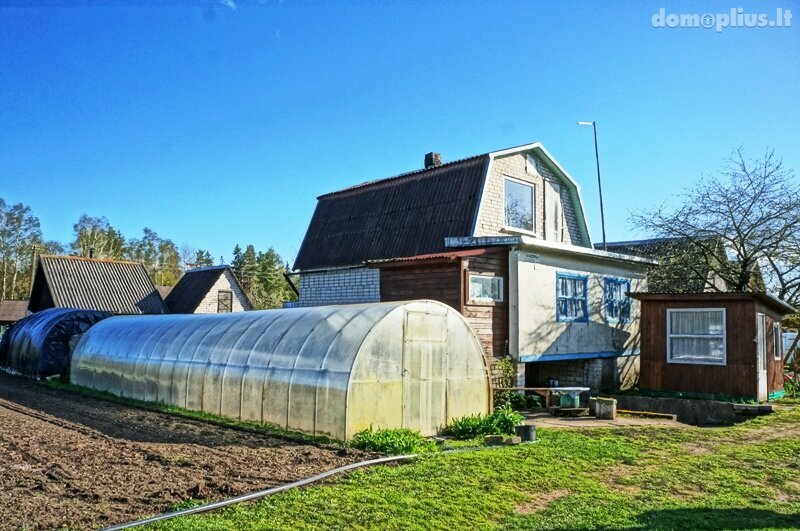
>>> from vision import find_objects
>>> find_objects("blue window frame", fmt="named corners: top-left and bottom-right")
top-left (604, 277), bottom-right (631, 323)
top-left (556, 273), bottom-right (588, 322)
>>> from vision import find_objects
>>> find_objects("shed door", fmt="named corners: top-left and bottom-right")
top-left (757, 313), bottom-right (767, 402)
top-left (402, 310), bottom-right (447, 435)
top-left (545, 180), bottom-right (562, 242)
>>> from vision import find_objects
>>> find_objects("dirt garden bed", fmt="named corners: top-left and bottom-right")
top-left (0, 372), bottom-right (369, 530)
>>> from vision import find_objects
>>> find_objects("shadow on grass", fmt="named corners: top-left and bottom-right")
top-left (636, 507), bottom-right (800, 530)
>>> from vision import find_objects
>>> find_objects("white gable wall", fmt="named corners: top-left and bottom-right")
top-left (193, 269), bottom-right (252, 313)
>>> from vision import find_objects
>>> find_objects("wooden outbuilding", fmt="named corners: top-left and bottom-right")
top-left (630, 292), bottom-right (795, 402)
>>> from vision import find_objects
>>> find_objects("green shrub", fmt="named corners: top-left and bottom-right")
top-left (349, 427), bottom-right (438, 455)
top-left (494, 390), bottom-right (543, 410)
top-left (442, 406), bottom-right (525, 439)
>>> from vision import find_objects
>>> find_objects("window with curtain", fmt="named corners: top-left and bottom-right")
top-left (468, 274), bottom-right (503, 303)
top-left (604, 277), bottom-right (631, 323)
top-left (667, 308), bottom-right (726, 365)
top-left (774, 323), bottom-right (782, 360)
top-left (556, 273), bottom-right (588, 322)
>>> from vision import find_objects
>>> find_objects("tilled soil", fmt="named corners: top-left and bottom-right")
top-left (0, 372), bottom-right (369, 530)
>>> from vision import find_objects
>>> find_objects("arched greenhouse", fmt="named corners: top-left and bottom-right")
top-left (71, 300), bottom-right (491, 440)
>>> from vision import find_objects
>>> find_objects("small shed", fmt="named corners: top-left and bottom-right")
top-left (630, 292), bottom-right (795, 401)
top-left (71, 300), bottom-right (491, 440)
top-left (164, 266), bottom-right (252, 314)
top-left (0, 299), bottom-right (28, 337)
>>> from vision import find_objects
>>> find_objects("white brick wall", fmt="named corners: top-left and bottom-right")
top-left (193, 270), bottom-right (252, 313)
top-left (296, 267), bottom-right (380, 307)
top-left (474, 151), bottom-right (586, 246)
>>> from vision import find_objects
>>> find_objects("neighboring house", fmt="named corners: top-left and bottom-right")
top-left (0, 300), bottom-right (28, 338)
top-left (165, 266), bottom-right (252, 314)
top-left (28, 255), bottom-right (168, 314)
top-left (631, 292), bottom-right (794, 402)
top-left (292, 142), bottom-right (655, 391)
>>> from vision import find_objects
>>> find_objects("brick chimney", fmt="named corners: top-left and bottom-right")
top-left (424, 152), bottom-right (442, 169)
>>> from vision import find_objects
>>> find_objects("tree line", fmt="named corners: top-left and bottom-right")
top-left (0, 201), bottom-right (296, 308)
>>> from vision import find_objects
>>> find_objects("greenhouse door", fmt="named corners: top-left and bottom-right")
top-left (402, 310), bottom-right (447, 435)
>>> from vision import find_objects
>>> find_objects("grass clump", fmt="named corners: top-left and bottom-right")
top-left (349, 427), bottom-right (438, 455)
top-left (443, 406), bottom-right (524, 439)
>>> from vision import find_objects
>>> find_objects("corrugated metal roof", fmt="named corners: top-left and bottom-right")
top-left (32, 255), bottom-right (168, 314)
top-left (629, 291), bottom-right (796, 315)
top-left (0, 300), bottom-right (28, 323)
top-left (165, 266), bottom-right (228, 313)
top-left (294, 154), bottom-right (491, 270)
top-left (367, 248), bottom-right (490, 265)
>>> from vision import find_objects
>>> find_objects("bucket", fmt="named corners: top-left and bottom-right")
top-left (559, 393), bottom-right (580, 409)
top-left (515, 424), bottom-right (536, 442)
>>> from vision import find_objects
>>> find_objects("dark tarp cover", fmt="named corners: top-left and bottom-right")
top-left (0, 308), bottom-right (112, 378)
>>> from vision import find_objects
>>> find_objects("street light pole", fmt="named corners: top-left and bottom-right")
top-left (578, 121), bottom-right (607, 251)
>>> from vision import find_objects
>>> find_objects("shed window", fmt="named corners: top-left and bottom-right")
top-left (504, 178), bottom-right (535, 232)
top-left (217, 290), bottom-right (233, 313)
top-left (774, 323), bottom-right (782, 361)
top-left (469, 274), bottom-right (503, 303)
top-left (604, 278), bottom-right (631, 323)
top-left (556, 273), bottom-right (588, 322)
top-left (667, 308), bottom-right (726, 365)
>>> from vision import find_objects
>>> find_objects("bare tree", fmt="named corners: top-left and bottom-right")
top-left (632, 148), bottom-right (800, 302)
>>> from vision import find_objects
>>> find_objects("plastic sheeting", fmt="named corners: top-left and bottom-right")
top-left (72, 300), bottom-right (491, 439)
top-left (0, 308), bottom-right (113, 378)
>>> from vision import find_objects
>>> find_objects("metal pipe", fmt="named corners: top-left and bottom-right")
top-left (101, 453), bottom-right (418, 531)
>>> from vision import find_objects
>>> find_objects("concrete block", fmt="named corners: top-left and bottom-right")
top-left (503, 436), bottom-right (522, 445)
top-left (596, 397), bottom-right (617, 420)
top-left (484, 435), bottom-right (505, 446)
top-left (589, 397), bottom-right (598, 416)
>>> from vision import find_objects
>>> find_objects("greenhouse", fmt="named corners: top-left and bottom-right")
top-left (71, 300), bottom-right (491, 439)
top-left (0, 308), bottom-right (112, 378)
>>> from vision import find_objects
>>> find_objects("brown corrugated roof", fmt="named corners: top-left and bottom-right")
top-left (294, 154), bottom-right (491, 270)
top-left (30, 255), bottom-right (168, 314)
top-left (0, 300), bottom-right (28, 323)
top-left (629, 291), bottom-right (796, 315)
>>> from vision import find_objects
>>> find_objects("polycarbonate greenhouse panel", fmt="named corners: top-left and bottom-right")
top-left (71, 300), bottom-right (491, 440)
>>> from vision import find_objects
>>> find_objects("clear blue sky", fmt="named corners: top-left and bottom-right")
top-left (1, 0), bottom-right (798, 265)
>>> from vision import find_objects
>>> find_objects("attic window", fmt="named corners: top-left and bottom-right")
top-left (217, 290), bottom-right (233, 313)
top-left (504, 177), bottom-right (535, 232)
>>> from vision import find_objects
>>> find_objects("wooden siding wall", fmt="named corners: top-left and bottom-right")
top-left (379, 262), bottom-right (462, 315)
top-left (640, 299), bottom-right (784, 398)
top-left (462, 251), bottom-right (509, 359)
top-left (377, 249), bottom-right (510, 359)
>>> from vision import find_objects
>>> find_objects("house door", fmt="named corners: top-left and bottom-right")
top-left (545, 180), bottom-right (562, 242)
top-left (402, 310), bottom-right (447, 435)
top-left (757, 313), bottom-right (767, 402)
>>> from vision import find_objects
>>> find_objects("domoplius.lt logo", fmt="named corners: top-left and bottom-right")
top-left (652, 7), bottom-right (793, 32)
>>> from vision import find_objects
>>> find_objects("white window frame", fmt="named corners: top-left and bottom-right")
top-left (774, 323), bottom-right (783, 361)
top-left (666, 308), bottom-right (727, 366)
top-left (468, 273), bottom-right (504, 304)
top-left (503, 176), bottom-right (536, 234)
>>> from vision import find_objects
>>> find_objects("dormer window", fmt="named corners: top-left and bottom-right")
top-left (504, 177), bottom-right (535, 232)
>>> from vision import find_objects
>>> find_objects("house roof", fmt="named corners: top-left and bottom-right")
top-left (629, 291), bottom-right (796, 315)
top-left (294, 154), bottom-right (491, 270)
top-left (165, 266), bottom-right (249, 313)
top-left (0, 300), bottom-right (28, 323)
top-left (602, 237), bottom-right (694, 258)
top-left (293, 142), bottom-right (593, 271)
top-left (30, 255), bottom-right (168, 314)
top-left (366, 248), bottom-right (493, 267)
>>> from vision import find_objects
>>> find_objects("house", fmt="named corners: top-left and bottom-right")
top-left (630, 292), bottom-right (794, 402)
top-left (164, 266), bottom-right (252, 314)
top-left (0, 299), bottom-right (28, 338)
top-left (291, 142), bottom-right (655, 391)
top-left (28, 255), bottom-right (168, 314)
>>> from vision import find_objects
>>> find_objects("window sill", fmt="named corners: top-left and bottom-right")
top-left (666, 359), bottom-right (726, 366)
top-left (466, 299), bottom-right (503, 307)
top-left (501, 226), bottom-right (539, 238)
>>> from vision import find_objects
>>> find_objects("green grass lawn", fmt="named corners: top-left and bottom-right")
top-left (147, 404), bottom-right (800, 531)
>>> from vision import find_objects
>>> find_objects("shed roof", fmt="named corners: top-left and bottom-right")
top-left (0, 300), bottom-right (28, 323)
top-left (30, 255), bottom-right (168, 315)
top-left (165, 266), bottom-right (250, 313)
top-left (629, 292), bottom-right (796, 315)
